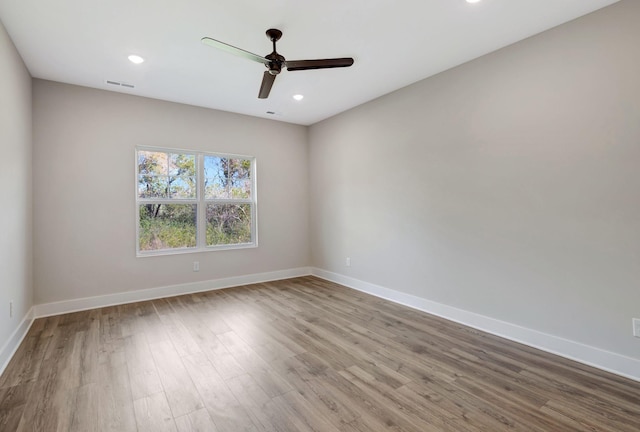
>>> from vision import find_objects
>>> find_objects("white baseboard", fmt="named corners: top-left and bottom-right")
top-left (14, 266), bottom-right (640, 383)
top-left (0, 307), bottom-right (34, 377)
top-left (34, 267), bottom-right (312, 318)
top-left (311, 267), bottom-right (640, 383)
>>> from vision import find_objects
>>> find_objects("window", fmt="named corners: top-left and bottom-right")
top-left (136, 147), bottom-right (256, 255)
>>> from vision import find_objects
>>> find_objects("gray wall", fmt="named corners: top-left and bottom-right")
top-left (33, 80), bottom-right (309, 304)
top-left (309, 0), bottom-right (640, 359)
top-left (0, 20), bottom-right (32, 352)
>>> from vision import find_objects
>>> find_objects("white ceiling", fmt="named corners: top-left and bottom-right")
top-left (0, 0), bottom-right (620, 125)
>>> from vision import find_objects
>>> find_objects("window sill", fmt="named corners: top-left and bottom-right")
top-left (136, 242), bottom-right (257, 258)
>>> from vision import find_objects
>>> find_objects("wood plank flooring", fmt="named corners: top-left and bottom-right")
top-left (1, 276), bottom-right (639, 431)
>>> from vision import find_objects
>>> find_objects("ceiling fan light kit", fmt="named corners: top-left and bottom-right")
top-left (202, 28), bottom-right (354, 99)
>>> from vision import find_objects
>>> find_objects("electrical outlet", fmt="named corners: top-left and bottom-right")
top-left (633, 318), bottom-right (640, 338)
top-left (9, 301), bottom-right (13, 318)
top-left (346, 257), bottom-right (351, 267)
top-left (193, 261), bottom-right (199, 272)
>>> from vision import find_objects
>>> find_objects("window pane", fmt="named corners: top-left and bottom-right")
top-left (204, 155), bottom-right (226, 199)
top-left (204, 155), bottom-right (224, 178)
top-left (204, 156), bottom-right (251, 199)
top-left (206, 204), bottom-right (251, 246)
top-left (229, 159), bottom-right (251, 199)
top-left (139, 204), bottom-right (197, 251)
top-left (229, 177), bottom-right (251, 199)
top-left (228, 158), bottom-right (251, 180)
top-left (204, 174), bottom-right (227, 199)
top-left (138, 175), bottom-right (168, 198)
top-left (169, 153), bottom-right (196, 176)
top-left (138, 151), bottom-right (168, 175)
top-left (169, 176), bottom-right (196, 199)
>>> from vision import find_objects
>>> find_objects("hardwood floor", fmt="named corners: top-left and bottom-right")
top-left (1, 276), bottom-right (639, 431)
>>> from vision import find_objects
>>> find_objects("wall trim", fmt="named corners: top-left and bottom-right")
top-left (0, 307), bottom-right (35, 377)
top-left (34, 267), bottom-right (312, 318)
top-left (311, 267), bottom-right (640, 383)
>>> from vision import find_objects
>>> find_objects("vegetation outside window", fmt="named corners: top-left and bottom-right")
top-left (136, 147), bottom-right (256, 255)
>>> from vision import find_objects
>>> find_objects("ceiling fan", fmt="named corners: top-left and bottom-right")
top-left (202, 29), bottom-right (354, 99)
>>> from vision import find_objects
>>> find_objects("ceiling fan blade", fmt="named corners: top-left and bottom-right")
top-left (201, 37), bottom-right (268, 65)
top-left (285, 58), bottom-right (354, 71)
top-left (258, 72), bottom-right (276, 99)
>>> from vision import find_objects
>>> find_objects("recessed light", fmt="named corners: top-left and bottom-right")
top-left (466, 0), bottom-right (481, 3)
top-left (293, 94), bottom-right (304, 101)
top-left (128, 54), bottom-right (144, 64)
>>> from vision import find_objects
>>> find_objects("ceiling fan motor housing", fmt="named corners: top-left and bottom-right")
top-left (265, 52), bottom-right (285, 75)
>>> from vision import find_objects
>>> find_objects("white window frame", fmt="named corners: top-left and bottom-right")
top-left (135, 146), bottom-right (257, 257)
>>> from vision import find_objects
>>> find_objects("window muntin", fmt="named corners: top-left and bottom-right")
top-left (136, 148), bottom-right (256, 255)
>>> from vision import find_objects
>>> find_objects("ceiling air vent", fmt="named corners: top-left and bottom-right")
top-left (105, 80), bottom-right (135, 89)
